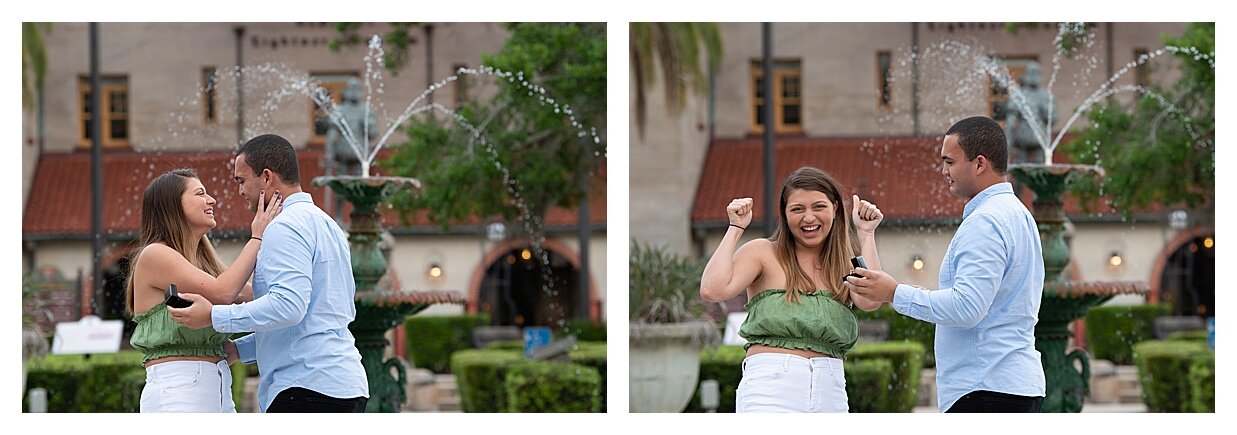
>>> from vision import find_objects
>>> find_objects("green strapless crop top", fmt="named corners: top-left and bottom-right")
top-left (739, 289), bottom-right (859, 357)
top-left (130, 303), bottom-right (229, 364)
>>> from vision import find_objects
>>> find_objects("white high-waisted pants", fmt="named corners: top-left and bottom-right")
top-left (735, 353), bottom-right (849, 413)
top-left (139, 360), bottom-right (236, 413)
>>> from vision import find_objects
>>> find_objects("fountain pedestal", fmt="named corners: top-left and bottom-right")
top-left (1008, 164), bottom-right (1148, 413)
top-left (313, 175), bottom-right (466, 413)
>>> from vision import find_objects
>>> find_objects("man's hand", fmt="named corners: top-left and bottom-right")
top-left (167, 292), bottom-right (215, 330)
top-left (223, 340), bottom-right (239, 365)
top-left (845, 267), bottom-right (899, 303)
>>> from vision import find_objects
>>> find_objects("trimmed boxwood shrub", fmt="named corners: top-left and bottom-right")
top-left (118, 369), bottom-right (147, 412)
top-left (570, 341), bottom-right (607, 411)
top-left (686, 345), bottom-right (745, 412)
top-left (504, 362), bottom-right (602, 412)
top-left (844, 358), bottom-right (894, 412)
top-left (483, 339), bottom-right (525, 352)
top-left (1188, 352), bottom-right (1214, 413)
top-left (1132, 340), bottom-right (1209, 412)
top-left (451, 344), bottom-right (606, 413)
top-left (404, 314), bottom-right (489, 373)
top-left (848, 341), bottom-right (925, 412)
top-left (450, 348), bottom-right (524, 412)
top-left (558, 320), bottom-right (607, 342)
top-left (230, 361), bottom-right (248, 411)
top-left (24, 351), bottom-right (146, 412)
top-left (1167, 330), bottom-right (1209, 343)
top-left (854, 306), bottom-right (936, 367)
top-left (1085, 303), bottom-right (1170, 365)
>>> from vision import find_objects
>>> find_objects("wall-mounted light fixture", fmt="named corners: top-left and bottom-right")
top-left (1204, 236), bottom-right (1214, 249)
top-left (427, 262), bottom-right (444, 281)
top-left (520, 248), bottom-right (532, 261)
top-left (1108, 251), bottom-right (1123, 269)
top-left (911, 255), bottom-right (924, 271)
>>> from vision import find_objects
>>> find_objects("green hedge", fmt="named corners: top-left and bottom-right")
top-left (450, 348), bottom-right (524, 412)
top-left (1167, 330), bottom-right (1209, 343)
top-left (118, 369), bottom-right (147, 412)
top-left (686, 345), bottom-right (746, 412)
top-left (848, 341), bottom-right (925, 412)
top-left (483, 339), bottom-right (525, 352)
top-left (1188, 352), bottom-right (1215, 413)
top-left (230, 361), bottom-right (247, 411)
top-left (1085, 303), bottom-right (1170, 365)
top-left (854, 306), bottom-right (936, 367)
top-left (558, 320), bottom-right (607, 342)
top-left (570, 341), bottom-right (608, 412)
top-left (844, 358), bottom-right (894, 412)
top-left (1132, 340), bottom-right (1210, 412)
top-left (24, 351), bottom-right (146, 412)
top-left (504, 362), bottom-right (602, 412)
top-left (451, 344), bottom-right (605, 413)
top-left (405, 314), bottom-right (490, 373)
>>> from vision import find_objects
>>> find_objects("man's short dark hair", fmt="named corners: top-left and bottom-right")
top-left (237, 134), bottom-right (301, 184)
top-left (945, 116), bottom-right (1008, 173)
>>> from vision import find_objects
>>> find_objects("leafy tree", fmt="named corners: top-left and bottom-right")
top-left (1005, 22), bottom-right (1095, 57)
top-left (330, 23), bottom-right (419, 74)
top-left (23, 23), bottom-right (50, 110)
top-left (629, 22), bottom-right (722, 139)
top-left (381, 23), bottom-right (606, 232)
top-left (1063, 23), bottom-right (1214, 223)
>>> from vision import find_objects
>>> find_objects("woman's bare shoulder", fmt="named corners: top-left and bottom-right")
top-left (133, 243), bottom-right (184, 268)
top-left (737, 238), bottom-right (776, 255)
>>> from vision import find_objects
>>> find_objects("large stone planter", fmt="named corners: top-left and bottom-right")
top-left (629, 321), bottom-right (719, 412)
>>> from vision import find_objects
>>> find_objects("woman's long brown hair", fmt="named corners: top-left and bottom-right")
top-left (124, 169), bottom-right (225, 315)
top-left (769, 167), bottom-right (855, 306)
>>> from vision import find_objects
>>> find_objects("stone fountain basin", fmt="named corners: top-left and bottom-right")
top-left (1040, 281), bottom-right (1149, 323)
top-left (1009, 163), bottom-right (1106, 177)
top-left (312, 175), bottom-right (423, 190)
top-left (1008, 163), bottom-right (1105, 198)
top-left (312, 175), bottom-right (423, 210)
top-left (351, 290), bottom-right (467, 332)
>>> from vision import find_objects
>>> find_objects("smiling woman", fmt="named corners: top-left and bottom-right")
top-left (180, 177), bottom-right (218, 229)
top-left (698, 166), bottom-right (886, 413)
top-left (123, 168), bottom-right (281, 413)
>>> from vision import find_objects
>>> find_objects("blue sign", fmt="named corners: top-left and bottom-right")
top-left (524, 327), bottom-right (552, 358)
top-left (1207, 317), bottom-right (1215, 350)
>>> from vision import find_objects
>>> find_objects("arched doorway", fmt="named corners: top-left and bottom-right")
top-left (473, 244), bottom-right (584, 328)
top-left (100, 245), bottom-right (139, 335)
top-left (1157, 233), bottom-right (1215, 317)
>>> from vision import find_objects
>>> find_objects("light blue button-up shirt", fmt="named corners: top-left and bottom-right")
top-left (212, 192), bottom-right (369, 412)
top-left (891, 182), bottom-right (1045, 412)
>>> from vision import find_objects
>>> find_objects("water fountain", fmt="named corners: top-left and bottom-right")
top-left (1006, 163), bottom-right (1148, 412)
top-left (311, 174), bottom-right (465, 413)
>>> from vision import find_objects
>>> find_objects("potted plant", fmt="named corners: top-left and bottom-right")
top-left (629, 241), bottom-right (720, 412)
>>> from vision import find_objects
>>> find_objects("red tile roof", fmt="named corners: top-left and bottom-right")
top-left (692, 136), bottom-right (1126, 225)
top-left (23, 149), bottom-right (606, 237)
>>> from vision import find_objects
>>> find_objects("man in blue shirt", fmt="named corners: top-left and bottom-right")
top-left (170, 134), bottom-right (369, 412)
top-left (846, 116), bottom-right (1046, 412)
